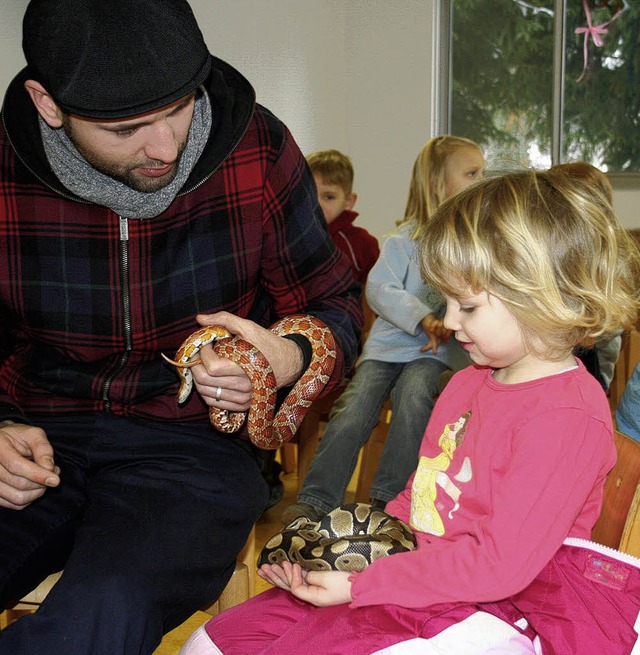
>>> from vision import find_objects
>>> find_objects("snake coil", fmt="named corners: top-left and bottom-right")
top-left (163, 314), bottom-right (336, 449)
top-left (259, 502), bottom-right (417, 572)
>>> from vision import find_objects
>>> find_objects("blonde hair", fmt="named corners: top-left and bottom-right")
top-left (419, 170), bottom-right (640, 358)
top-left (306, 149), bottom-right (354, 195)
top-left (399, 135), bottom-right (482, 239)
top-left (549, 161), bottom-right (613, 204)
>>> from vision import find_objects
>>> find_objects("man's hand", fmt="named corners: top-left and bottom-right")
top-left (258, 561), bottom-right (353, 607)
top-left (189, 312), bottom-right (304, 412)
top-left (0, 422), bottom-right (60, 510)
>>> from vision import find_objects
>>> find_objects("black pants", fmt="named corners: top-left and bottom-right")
top-left (0, 414), bottom-right (268, 655)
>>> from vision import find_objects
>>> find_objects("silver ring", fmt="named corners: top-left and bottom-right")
top-left (215, 386), bottom-right (223, 401)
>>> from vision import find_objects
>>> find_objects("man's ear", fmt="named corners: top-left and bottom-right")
top-left (345, 192), bottom-right (358, 211)
top-left (23, 80), bottom-right (64, 128)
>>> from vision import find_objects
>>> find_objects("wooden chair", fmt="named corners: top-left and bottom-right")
top-left (293, 390), bottom-right (391, 492)
top-left (619, 482), bottom-right (640, 558)
top-left (591, 429), bottom-right (640, 555)
top-left (1, 527), bottom-right (256, 628)
top-left (201, 526), bottom-right (255, 615)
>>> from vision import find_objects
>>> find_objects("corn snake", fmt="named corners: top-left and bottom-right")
top-left (162, 314), bottom-right (336, 449)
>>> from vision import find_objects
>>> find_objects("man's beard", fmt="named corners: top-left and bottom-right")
top-left (62, 119), bottom-right (187, 193)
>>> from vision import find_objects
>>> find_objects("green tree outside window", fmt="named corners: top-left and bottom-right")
top-left (446, 0), bottom-right (639, 174)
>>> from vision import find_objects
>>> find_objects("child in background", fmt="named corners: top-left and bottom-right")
top-left (549, 161), bottom-right (622, 390)
top-left (180, 169), bottom-right (640, 655)
top-left (280, 136), bottom-right (483, 524)
top-left (307, 149), bottom-right (380, 288)
top-left (617, 361), bottom-right (640, 442)
top-left (259, 150), bottom-right (379, 507)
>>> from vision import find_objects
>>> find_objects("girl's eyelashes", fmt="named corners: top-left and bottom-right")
top-left (459, 305), bottom-right (476, 314)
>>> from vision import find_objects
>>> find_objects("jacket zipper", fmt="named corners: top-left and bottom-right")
top-left (101, 216), bottom-right (133, 411)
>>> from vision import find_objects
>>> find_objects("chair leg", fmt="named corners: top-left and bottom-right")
top-left (202, 562), bottom-right (251, 616)
top-left (1, 608), bottom-right (34, 628)
top-left (279, 444), bottom-right (297, 474)
top-left (238, 526), bottom-right (255, 597)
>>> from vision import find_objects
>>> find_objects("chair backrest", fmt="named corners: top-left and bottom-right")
top-left (591, 429), bottom-right (640, 551)
top-left (619, 482), bottom-right (640, 558)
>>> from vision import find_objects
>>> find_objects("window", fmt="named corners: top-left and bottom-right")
top-left (436, 0), bottom-right (639, 180)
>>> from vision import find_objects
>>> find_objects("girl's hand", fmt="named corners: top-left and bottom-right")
top-left (258, 561), bottom-right (353, 607)
top-left (420, 313), bottom-right (452, 353)
top-left (258, 562), bottom-right (299, 591)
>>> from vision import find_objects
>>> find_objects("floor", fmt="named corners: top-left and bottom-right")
top-left (153, 449), bottom-right (359, 655)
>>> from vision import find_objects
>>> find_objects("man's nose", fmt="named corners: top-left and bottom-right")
top-left (144, 123), bottom-right (179, 163)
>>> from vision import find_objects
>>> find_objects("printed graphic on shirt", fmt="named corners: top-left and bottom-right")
top-left (410, 412), bottom-right (473, 535)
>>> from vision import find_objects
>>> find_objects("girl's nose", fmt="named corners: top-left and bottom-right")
top-left (443, 307), bottom-right (460, 332)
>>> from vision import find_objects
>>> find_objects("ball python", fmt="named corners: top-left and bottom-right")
top-left (162, 314), bottom-right (336, 450)
top-left (259, 502), bottom-right (417, 572)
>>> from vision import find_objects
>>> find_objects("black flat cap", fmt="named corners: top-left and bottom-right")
top-left (22, 0), bottom-right (212, 119)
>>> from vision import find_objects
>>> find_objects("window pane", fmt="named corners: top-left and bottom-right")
top-left (451, 0), bottom-right (554, 169)
top-left (564, 2), bottom-right (640, 173)
top-left (450, 1), bottom-right (640, 174)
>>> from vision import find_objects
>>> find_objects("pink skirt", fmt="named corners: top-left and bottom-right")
top-left (184, 540), bottom-right (640, 655)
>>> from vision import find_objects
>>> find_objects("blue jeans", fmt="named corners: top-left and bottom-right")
top-left (0, 414), bottom-right (268, 655)
top-left (617, 361), bottom-right (640, 443)
top-left (298, 358), bottom-right (449, 511)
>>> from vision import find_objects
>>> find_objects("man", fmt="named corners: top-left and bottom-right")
top-left (0, 1), bottom-right (361, 653)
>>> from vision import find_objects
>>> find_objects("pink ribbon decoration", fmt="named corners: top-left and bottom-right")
top-left (575, 0), bottom-right (624, 82)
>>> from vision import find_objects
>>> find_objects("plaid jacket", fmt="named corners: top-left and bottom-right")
top-left (0, 61), bottom-right (361, 424)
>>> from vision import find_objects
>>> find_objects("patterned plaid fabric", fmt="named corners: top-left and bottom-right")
top-left (0, 103), bottom-right (361, 423)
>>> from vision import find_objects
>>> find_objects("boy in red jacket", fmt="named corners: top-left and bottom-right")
top-left (307, 149), bottom-right (380, 288)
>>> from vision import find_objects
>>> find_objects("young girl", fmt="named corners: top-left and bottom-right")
top-left (180, 170), bottom-right (640, 654)
top-left (281, 136), bottom-right (484, 524)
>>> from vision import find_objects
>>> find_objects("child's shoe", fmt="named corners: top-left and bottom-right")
top-left (280, 502), bottom-right (325, 525)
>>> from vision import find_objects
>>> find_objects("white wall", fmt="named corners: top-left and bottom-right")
top-left (613, 187), bottom-right (639, 229)
top-left (1, 1), bottom-right (637, 238)
top-left (188, 0), bottom-right (436, 239)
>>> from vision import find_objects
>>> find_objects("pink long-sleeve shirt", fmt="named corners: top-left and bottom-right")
top-left (350, 361), bottom-right (616, 609)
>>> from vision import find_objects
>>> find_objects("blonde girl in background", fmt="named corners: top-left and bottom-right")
top-left (280, 135), bottom-right (484, 525)
top-left (549, 161), bottom-right (622, 391)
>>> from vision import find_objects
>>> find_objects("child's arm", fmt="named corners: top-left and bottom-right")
top-left (419, 313), bottom-right (452, 353)
top-left (366, 232), bottom-right (442, 337)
